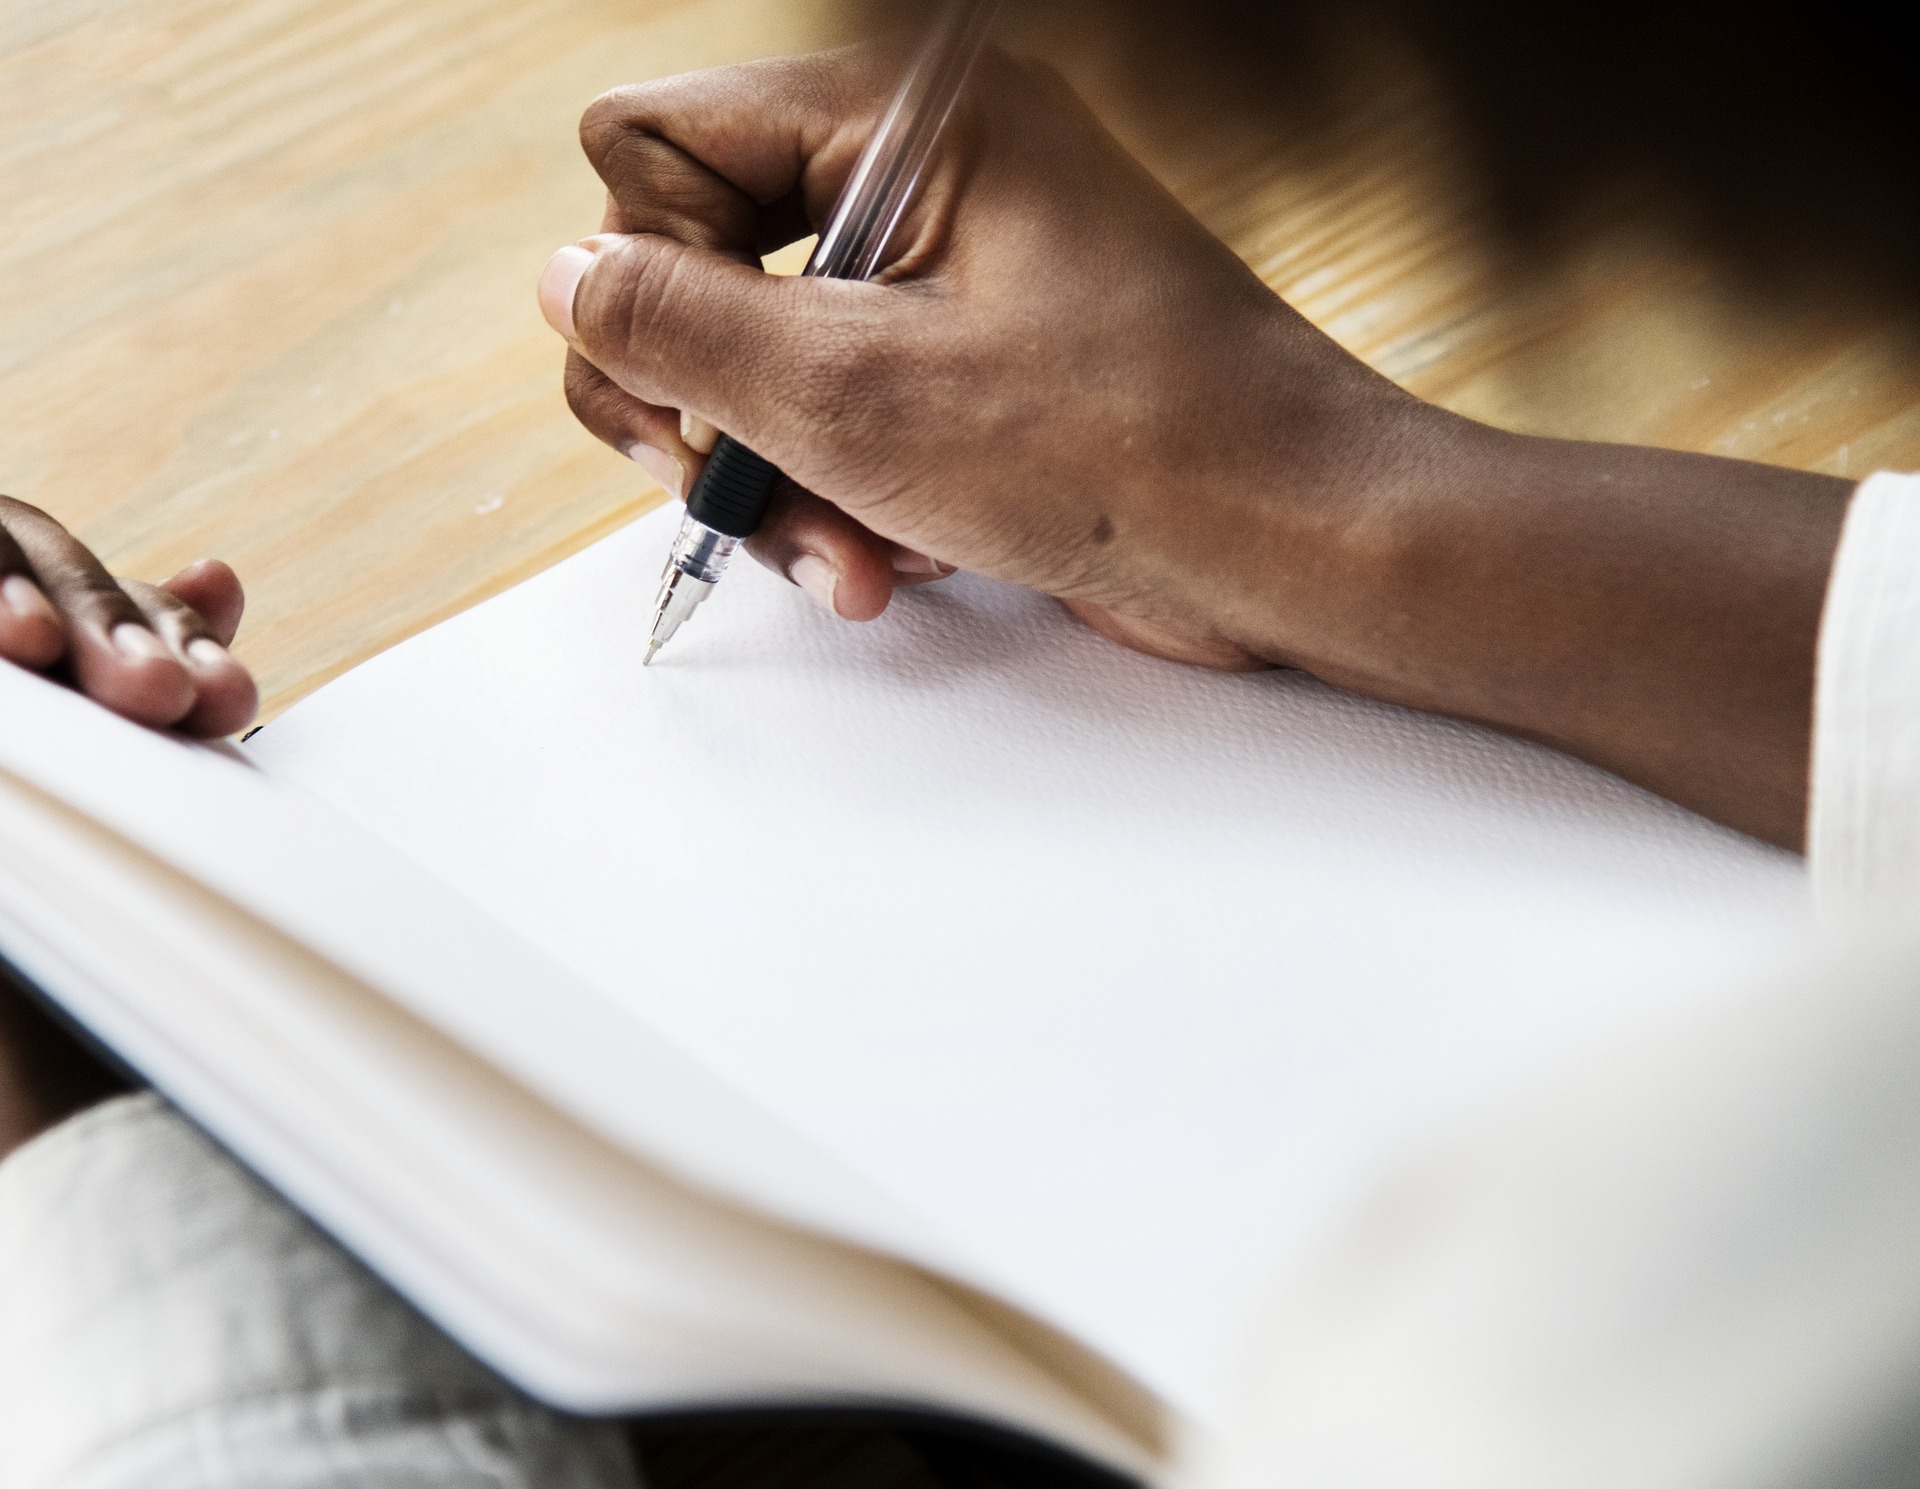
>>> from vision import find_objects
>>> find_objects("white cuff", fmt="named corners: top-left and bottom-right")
top-left (1809, 471), bottom-right (1920, 921)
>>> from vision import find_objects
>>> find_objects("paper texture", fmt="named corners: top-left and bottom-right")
top-left (251, 503), bottom-right (1808, 1420)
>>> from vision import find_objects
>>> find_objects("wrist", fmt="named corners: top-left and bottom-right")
top-left (1218, 400), bottom-right (1849, 845)
top-left (1190, 358), bottom-right (1483, 687)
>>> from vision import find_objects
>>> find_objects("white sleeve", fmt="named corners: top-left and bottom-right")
top-left (1203, 934), bottom-right (1920, 1489)
top-left (1808, 470), bottom-right (1920, 920)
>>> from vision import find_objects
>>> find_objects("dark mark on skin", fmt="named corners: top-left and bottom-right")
top-left (1091, 516), bottom-right (1115, 544)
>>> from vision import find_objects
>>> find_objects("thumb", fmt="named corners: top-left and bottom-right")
top-left (539, 232), bottom-right (883, 463)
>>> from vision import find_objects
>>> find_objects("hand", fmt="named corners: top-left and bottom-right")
top-left (539, 46), bottom-right (1850, 848)
top-left (540, 43), bottom-right (1423, 669)
top-left (0, 497), bottom-right (258, 737)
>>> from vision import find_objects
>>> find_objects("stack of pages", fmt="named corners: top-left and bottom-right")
top-left (0, 503), bottom-right (1805, 1483)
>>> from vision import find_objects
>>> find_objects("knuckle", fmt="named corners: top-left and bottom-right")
top-left (0, 493), bottom-right (50, 526)
top-left (58, 570), bottom-right (134, 623)
top-left (115, 578), bottom-right (167, 612)
top-left (579, 84), bottom-right (651, 159)
top-left (70, 567), bottom-right (127, 604)
top-left (147, 594), bottom-right (202, 636)
top-left (0, 499), bottom-right (135, 605)
top-left (595, 135), bottom-right (750, 248)
top-left (579, 80), bottom-right (680, 173)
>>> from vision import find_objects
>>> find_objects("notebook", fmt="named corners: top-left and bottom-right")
top-left (0, 501), bottom-right (1807, 1483)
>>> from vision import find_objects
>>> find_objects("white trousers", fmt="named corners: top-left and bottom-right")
top-left (0, 1092), bottom-right (640, 1489)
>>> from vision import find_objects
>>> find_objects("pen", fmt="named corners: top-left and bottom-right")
top-left (642, 0), bottom-right (1000, 665)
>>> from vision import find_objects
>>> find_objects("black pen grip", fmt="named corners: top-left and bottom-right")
top-left (684, 435), bottom-right (783, 539)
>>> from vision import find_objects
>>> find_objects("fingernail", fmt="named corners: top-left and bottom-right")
top-left (186, 637), bottom-right (232, 669)
top-left (891, 547), bottom-right (945, 577)
top-left (680, 411), bottom-right (719, 455)
top-left (538, 244), bottom-right (594, 341)
top-left (111, 623), bottom-right (170, 662)
top-left (2, 574), bottom-right (52, 620)
top-left (628, 443), bottom-right (686, 500)
top-left (789, 554), bottom-right (840, 616)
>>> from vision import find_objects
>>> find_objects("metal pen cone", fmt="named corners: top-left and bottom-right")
top-left (644, 547), bottom-right (720, 664)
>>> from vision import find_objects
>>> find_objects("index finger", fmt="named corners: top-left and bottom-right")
top-left (0, 498), bottom-right (195, 728)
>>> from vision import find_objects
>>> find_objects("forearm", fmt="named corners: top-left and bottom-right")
top-left (1254, 409), bottom-right (1853, 848)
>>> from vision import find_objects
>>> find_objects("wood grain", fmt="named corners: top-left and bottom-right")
top-left (0, 0), bottom-right (853, 716)
top-left (3, 0), bottom-right (1917, 721)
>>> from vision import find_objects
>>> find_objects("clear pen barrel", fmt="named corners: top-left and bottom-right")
top-left (669, 517), bottom-right (739, 584)
top-left (805, 1), bottom-right (999, 286)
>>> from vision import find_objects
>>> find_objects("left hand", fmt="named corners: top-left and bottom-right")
top-left (0, 496), bottom-right (258, 737)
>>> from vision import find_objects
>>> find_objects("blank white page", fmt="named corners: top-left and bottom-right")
top-left (250, 503), bottom-right (1808, 1421)
top-left (0, 654), bottom-right (937, 1266)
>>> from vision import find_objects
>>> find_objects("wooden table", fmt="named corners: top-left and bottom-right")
top-left (4, 0), bottom-right (1917, 730)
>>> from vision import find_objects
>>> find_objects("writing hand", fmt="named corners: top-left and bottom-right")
top-left (0, 497), bottom-right (258, 737)
top-left (539, 46), bottom-right (1849, 848)
top-left (539, 44), bottom-right (1397, 667)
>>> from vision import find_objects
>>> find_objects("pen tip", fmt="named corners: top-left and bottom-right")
top-left (642, 639), bottom-right (660, 667)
